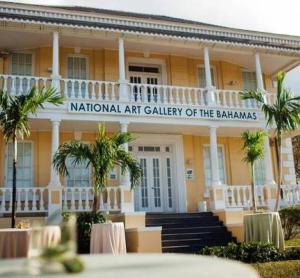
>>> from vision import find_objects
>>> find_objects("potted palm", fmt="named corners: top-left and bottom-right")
top-left (0, 88), bottom-right (63, 228)
top-left (53, 124), bottom-right (141, 253)
top-left (241, 130), bottom-right (266, 212)
top-left (241, 71), bottom-right (300, 212)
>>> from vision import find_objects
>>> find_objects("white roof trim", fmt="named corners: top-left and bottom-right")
top-left (1, 3), bottom-right (300, 50)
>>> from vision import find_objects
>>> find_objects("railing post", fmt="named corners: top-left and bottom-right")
top-left (204, 47), bottom-right (216, 105)
top-left (48, 118), bottom-right (62, 223)
top-left (51, 31), bottom-right (61, 92)
top-left (118, 37), bottom-right (129, 101)
top-left (119, 121), bottom-right (134, 212)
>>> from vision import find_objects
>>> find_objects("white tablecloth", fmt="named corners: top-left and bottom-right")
top-left (90, 223), bottom-right (126, 255)
top-left (0, 226), bottom-right (61, 259)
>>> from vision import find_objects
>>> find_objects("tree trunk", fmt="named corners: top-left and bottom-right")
top-left (251, 163), bottom-right (257, 213)
top-left (274, 136), bottom-right (282, 212)
top-left (11, 136), bottom-right (17, 228)
top-left (92, 188), bottom-right (99, 214)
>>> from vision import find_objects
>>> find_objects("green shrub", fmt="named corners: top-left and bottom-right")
top-left (62, 211), bottom-right (106, 254)
top-left (200, 242), bottom-right (282, 263)
top-left (279, 206), bottom-right (300, 240)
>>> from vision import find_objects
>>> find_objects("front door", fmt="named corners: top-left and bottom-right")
top-left (133, 145), bottom-right (175, 212)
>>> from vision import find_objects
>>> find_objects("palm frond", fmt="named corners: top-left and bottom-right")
top-left (53, 141), bottom-right (93, 176)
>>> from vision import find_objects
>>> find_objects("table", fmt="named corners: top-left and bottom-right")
top-left (0, 226), bottom-right (61, 259)
top-left (244, 212), bottom-right (285, 250)
top-left (0, 254), bottom-right (259, 277)
top-left (90, 223), bottom-right (126, 255)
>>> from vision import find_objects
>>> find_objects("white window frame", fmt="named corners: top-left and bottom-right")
top-left (203, 144), bottom-right (227, 187)
top-left (241, 69), bottom-right (257, 90)
top-left (126, 57), bottom-right (167, 85)
top-left (196, 64), bottom-right (218, 88)
top-left (4, 141), bottom-right (34, 188)
top-left (65, 54), bottom-right (89, 80)
top-left (9, 51), bottom-right (35, 76)
top-left (64, 141), bottom-right (92, 188)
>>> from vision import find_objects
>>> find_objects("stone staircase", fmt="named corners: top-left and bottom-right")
top-left (146, 212), bottom-right (236, 253)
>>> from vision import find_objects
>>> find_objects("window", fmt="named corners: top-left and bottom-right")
top-left (67, 56), bottom-right (88, 97)
top-left (198, 67), bottom-right (216, 88)
top-left (254, 159), bottom-right (266, 186)
top-left (11, 53), bottom-right (33, 93)
top-left (6, 142), bottom-right (32, 188)
top-left (242, 71), bottom-right (257, 90)
top-left (204, 146), bottom-right (226, 186)
top-left (65, 158), bottom-right (90, 187)
top-left (11, 53), bottom-right (33, 76)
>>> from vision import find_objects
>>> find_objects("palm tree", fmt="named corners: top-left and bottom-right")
top-left (0, 88), bottom-right (63, 228)
top-left (241, 130), bottom-right (266, 212)
top-left (53, 124), bottom-right (141, 213)
top-left (241, 71), bottom-right (300, 211)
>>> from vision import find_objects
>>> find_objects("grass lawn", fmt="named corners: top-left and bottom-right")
top-left (285, 238), bottom-right (300, 247)
top-left (252, 260), bottom-right (300, 278)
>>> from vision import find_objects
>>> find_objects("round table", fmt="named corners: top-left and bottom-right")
top-left (0, 226), bottom-right (61, 259)
top-left (244, 212), bottom-right (285, 250)
top-left (0, 254), bottom-right (258, 277)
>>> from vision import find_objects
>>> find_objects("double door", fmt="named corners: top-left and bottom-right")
top-left (135, 154), bottom-right (174, 212)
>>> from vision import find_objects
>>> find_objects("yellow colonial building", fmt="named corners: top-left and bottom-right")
top-left (0, 1), bottom-right (299, 252)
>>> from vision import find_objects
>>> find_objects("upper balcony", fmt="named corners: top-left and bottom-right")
top-left (0, 13), bottom-right (298, 126)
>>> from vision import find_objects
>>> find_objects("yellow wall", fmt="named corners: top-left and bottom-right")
top-left (183, 135), bottom-right (251, 212)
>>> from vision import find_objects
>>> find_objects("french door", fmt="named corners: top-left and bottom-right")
top-left (128, 64), bottom-right (161, 102)
top-left (134, 152), bottom-right (175, 212)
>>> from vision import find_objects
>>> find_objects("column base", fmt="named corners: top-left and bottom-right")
top-left (48, 185), bottom-right (62, 224)
top-left (209, 186), bottom-right (226, 210)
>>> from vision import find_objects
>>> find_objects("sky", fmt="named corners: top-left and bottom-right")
top-left (3, 0), bottom-right (300, 93)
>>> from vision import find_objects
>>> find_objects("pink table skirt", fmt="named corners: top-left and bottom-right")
top-left (0, 226), bottom-right (61, 259)
top-left (90, 223), bottom-right (127, 255)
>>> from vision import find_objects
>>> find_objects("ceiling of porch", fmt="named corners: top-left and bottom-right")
top-left (0, 28), bottom-right (299, 76)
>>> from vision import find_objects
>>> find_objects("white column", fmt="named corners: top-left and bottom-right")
top-left (49, 119), bottom-right (61, 187)
top-left (51, 31), bottom-right (61, 92)
top-left (209, 125), bottom-right (226, 210)
top-left (209, 126), bottom-right (221, 186)
top-left (118, 37), bottom-right (128, 101)
top-left (48, 118), bottom-right (62, 223)
top-left (204, 47), bottom-right (215, 105)
top-left (255, 53), bottom-right (264, 91)
top-left (264, 135), bottom-right (275, 185)
top-left (119, 121), bottom-right (134, 212)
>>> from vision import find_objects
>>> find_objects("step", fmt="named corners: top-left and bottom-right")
top-left (162, 230), bottom-right (232, 240)
top-left (161, 226), bottom-right (227, 235)
top-left (162, 235), bottom-right (233, 247)
top-left (162, 238), bottom-right (234, 253)
top-left (146, 215), bottom-right (219, 225)
top-left (147, 220), bottom-right (221, 229)
top-left (146, 212), bottom-right (213, 219)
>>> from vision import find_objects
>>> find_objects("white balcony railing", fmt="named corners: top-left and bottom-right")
top-left (225, 185), bottom-right (268, 208)
top-left (0, 74), bottom-right (276, 109)
top-left (0, 187), bottom-right (48, 213)
top-left (62, 186), bottom-right (121, 212)
top-left (281, 184), bottom-right (300, 206)
top-left (225, 184), bottom-right (300, 209)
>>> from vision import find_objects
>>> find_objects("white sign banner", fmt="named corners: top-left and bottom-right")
top-left (68, 102), bottom-right (259, 121)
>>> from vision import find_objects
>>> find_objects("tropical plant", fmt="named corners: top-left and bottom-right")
top-left (240, 71), bottom-right (300, 211)
top-left (0, 88), bottom-right (63, 228)
top-left (53, 124), bottom-right (141, 213)
top-left (292, 136), bottom-right (300, 181)
top-left (241, 130), bottom-right (266, 212)
top-left (279, 206), bottom-right (300, 240)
